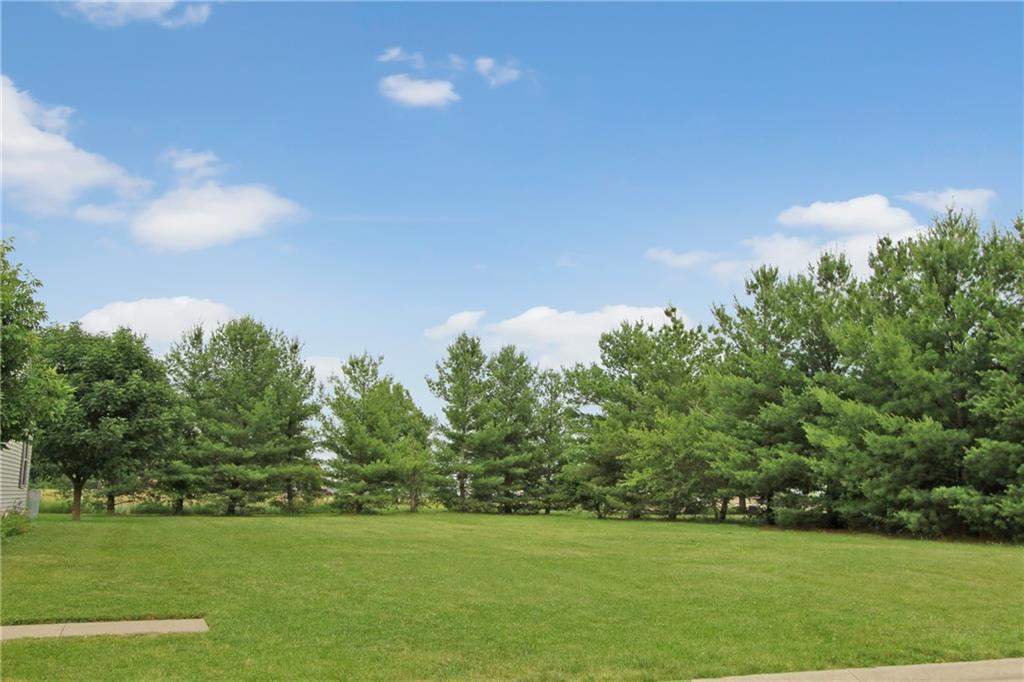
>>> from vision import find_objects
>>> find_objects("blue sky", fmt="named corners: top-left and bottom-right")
top-left (3, 1), bottom-right (1022, 413)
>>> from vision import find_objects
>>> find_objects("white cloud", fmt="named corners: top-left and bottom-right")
top-left (901, 188), bottom-right (996, 217)
top-left (448, 54), bottom-right (467, 70)
top-left (377, 46), bottom-right (425, 69)
top-left (379, 74), bottom-right (459, 108)
top-left (710, 227), bottom-right (925, 281)
top-left (424, 310), bottom-right (486, 340)
top-left (306, 355), bottom-right (344, 387)
top-left (665, 192), bottom-right (932, 282)
top-left (474, 57), bottom-right (521, 87)
top-left (645, 247), bottom-right (720, 269)
top-left (74, 203), bottom-right (131, 224)
top-left (1, 74), bottom-right (149, 214)
top-left (777, 194), bottom-right (918, 233)
top-left (80, 296), bottom-right (235, 351)
top-left (740, 233), bottom-right (826, 277)
top-left (69, 1), bottom-right (211, 28)
top-left (482, 305), bottom-right (674, 369)
top-left (131, 181), bottom-right (301, 250)
top-left (163, 148), bottom-right (220, 180)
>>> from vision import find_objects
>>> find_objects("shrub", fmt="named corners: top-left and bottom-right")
top-left (39, 497), bottom-right (72, 514)
top-left (775, 507), bottom-right (829, 529)
top-left (1, 511), bottom-right (31, 538)
top-left (130, 501), bottom-right (173, 515)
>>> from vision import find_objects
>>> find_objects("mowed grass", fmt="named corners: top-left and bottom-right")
top-left (1, 513), bottom-right (1021, 681)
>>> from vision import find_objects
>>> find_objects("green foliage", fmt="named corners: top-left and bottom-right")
top-left (34, 324), bottom-right (178, 519)
top-left (164, 317), bottom-right (321, 514)
top-left (805, 212), bottom-right (1024, 538)
top-left (322, 353), bottom-right (434, 512)
top-left (0, 511), bottom-right (31, 538)
top-left (564, 306), bottom-right (716, 518)
top-left (8, 212), bottom-right (1020, 538)
top-left (475, 345), bottom-right (538, 512)
top-left (429, 336), bottom-right (575, 514)
top-left (557, 211), bottom-right (1023, 538)
top-left (0, 240), bottom-right (69, 442)
top-left (427, 333), bottom-right (490, 508)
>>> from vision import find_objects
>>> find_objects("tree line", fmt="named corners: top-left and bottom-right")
top-left (2, 211), bottom-right (1021, 539)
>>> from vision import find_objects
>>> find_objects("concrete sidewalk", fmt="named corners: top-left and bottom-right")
top-left (694, 658), bottom-right (1024, 681)
top-left (0, 618), bottom-right (208, 641)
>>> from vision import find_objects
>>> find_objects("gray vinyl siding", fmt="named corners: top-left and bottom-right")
top-left (0, 441), bottom-right (32, 512)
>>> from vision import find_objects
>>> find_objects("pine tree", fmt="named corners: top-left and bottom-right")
top-left (477, 345), bottom-right (538, 513)
top-left (807, 212), bottom-right (1023, 536)
top-left (168, 317), bottom-right (320, 514)
top-left (427, 333), bottom-right (489, 509)
top-left (530, 370), bottom-right (571, 514)
top-left (322, 353), bottom-right (432, 512)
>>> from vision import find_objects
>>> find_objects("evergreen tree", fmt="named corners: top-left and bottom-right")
top-left (806, 212), bottom-right (1023, 537)
top-left (162, 326), bottom-right (213, 513)
top-left (531, 370), bottom-right (571, 514)
top-left (168, 317), bottom-right (320, 514)
top-left (322, 353), bottom-right (432, 512)
top-left (476, 345), bottom-right (538, 513)
top-left (427, 333), bottom-right (489, 509)
top-left (564, 307), bottom-right (712, 518)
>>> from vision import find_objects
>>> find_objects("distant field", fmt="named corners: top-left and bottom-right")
top-left (2, 513), bottom-right (1021, 681)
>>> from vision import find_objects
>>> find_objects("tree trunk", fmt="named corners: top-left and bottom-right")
top-left (718, 497), bottom-right (729, 521)
top-left (106, 493), bottom-right (116, 515)
top-left (738, 495), bottom-right (747, 513)
top-left (72, 480), bottom-right (84, 521)
top-left (172, 497), bottom-right (184, 515)
top-left (457, 475), bottom-right (466, 501)
top-left (285, 483), bottom-right (295, 513)
top-left (666, 509), bottom-right (678, 521)
top-left (409, 488), bottom-right (419, 513)
top-left (764, 493), bottom-right (776, 526)
top-left (628, 507), bottom-right (642, 520)
top-left (226, 500), bottom-right (237, 516)
top-left (544, 506), bottom-right (551, 515)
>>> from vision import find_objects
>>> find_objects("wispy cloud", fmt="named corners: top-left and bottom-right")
top-left (644, 248), bottom-right (720, 269)
top-left (377, 46), bottom-right (425, 69)
top-left (427, 305), bottom-right (675, 368)
top-left (901, 188), bottom-right (996, 217)
top-left (425, 310), bottom-right (486, 339)
top-left (68, 1), bottom-right (210, 28)
top-left (162, 148), bottom-right (221, 181)
top-left (475, 57), bottom-right (521, 87)
top-left (648, 192), bottom-right (941, 281)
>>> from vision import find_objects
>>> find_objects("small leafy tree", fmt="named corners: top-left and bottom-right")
top-left (36, 325), bottom-right (176, 520)
top-left (0, 240), bottom-right (68, 443)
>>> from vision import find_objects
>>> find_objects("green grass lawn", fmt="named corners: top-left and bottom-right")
top-left (1, 513), bottom-right (1021, 681)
